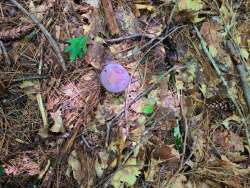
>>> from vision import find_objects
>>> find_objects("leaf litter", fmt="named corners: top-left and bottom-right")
top-left (0, 0), bottom-right (250, 187)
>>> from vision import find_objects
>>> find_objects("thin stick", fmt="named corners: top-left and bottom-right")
top-left (194, 26), bottom-right (250, 146)
top-left (36, 47), bottom-right (49, 138)
top-left (105, 33), bottom-right (157, 43)
top-left (179, 90), bottom-right (188, 170)
top-left (9, 0), bottom-right (67, 71)
top-left (139, 25), bottom-right (187, 64)
top-left (12, 75), bottom-right (48, 82)
top-left (0, 40), bottom-right (11, 65)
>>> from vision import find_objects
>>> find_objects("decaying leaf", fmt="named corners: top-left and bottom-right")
top-left (50, 109), bottom-right (65, 133)
top-left (68, 150), bottom-right (83, 184)
top-left (111, 158), bottom-right (143, 188)
top-left (85, 42), bottom-right (105, 69)
top-left (176, 0), bottom-right (205, 22)
top-left (177, 0), bottom-right (204, 11)
top-left (95, 151), bottom-right (109, 177)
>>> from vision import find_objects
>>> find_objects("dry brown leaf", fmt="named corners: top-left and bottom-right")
top-left (153, 144), bottom-right (180, 161)
top-left (213, 130), bottom-right (244, 153)
top-left (85, 42), bottom-right (105, 69)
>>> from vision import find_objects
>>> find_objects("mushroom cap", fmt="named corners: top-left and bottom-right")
top-left (100, 63), bottom-right (130, 93)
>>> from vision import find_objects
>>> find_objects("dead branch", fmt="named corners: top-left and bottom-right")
top-left (9, 0), bottom-right (67, 71)
top-left (101, 0), bottom-right (120, 35)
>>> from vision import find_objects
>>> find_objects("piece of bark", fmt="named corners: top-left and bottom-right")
top-left (101, 0), bottom-right (120, 35)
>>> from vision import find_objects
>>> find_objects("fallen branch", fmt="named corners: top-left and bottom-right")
top-left (9, 0), bottom-right (67, 71)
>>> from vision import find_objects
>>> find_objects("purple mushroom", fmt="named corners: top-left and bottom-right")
top-left (100, 63), bottom-right (130, 93)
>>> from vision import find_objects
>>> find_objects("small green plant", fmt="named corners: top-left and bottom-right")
top-left (173, 121), bottom-right (183, 152)
top-left (64, 35), bottom-right (88, 61)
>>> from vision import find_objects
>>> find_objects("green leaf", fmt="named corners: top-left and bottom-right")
top-left (142, 105), bottom-right (154, 115)
top-left (0, 166), bottom-right (4, 176)
top-left (64, 35), bottom-right (88, 61)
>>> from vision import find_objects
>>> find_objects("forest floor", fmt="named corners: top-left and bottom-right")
top-left (0, 0), bottom-right (250, 187)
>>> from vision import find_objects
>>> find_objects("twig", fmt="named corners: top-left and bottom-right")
top-left (179, 90), bottom-right (188, 170)
top-left (37, 46), bottom-right (48, 138)
top-left (12, 75), bottom-right (48, 82)
top-left (9, 0), bottom-right (67, 71)
top-left (105, 33), bottom-right (157, 43)
top-left (121, 25), bottom-right (186, 60)
top-left (194, 26), bottom-right (250, 146)
top-left (0, 40), bottom-right (11, 65)
top-left (139, 25), bottom-right (187, 64)
top-left (80, 134), bottom-right (93, 150)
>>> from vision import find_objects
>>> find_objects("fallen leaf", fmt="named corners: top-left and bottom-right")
top-left (95, 151), bottom-right (109, 177)
top-left (177, 0), bottom-right (204, 11)
top-left (153, 144), bottom-right (180, 162)
top-left (111, 158), bottom-right (142, 188)
top-left (68, 150), bottom-right (83, 184)
top-left (85, 42), bottom-right (105, 69)
top-left (64, 35), bottom-right (88, 61)
top-left (50, 109), bottom-right (65, 133)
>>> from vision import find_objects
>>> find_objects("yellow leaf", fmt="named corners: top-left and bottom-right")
top-left (95, 151), bottom-right (109, 177)
top-left (50, 109), bottom-right (64, 133)
top-left (208, 45), bottom-right (218, 57)
top-left (192, 16), bottom-right (205, 23)
top-left (135, 4), bottom-right (156, 12)
top-left (68, 151), bottom-right (82, 184)
top-left (240, 48), bottom-right (249, 60)
top-left (177, 0), bottom-right (204, 11)
top-left (199, 83), bottom-right (207, 97)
